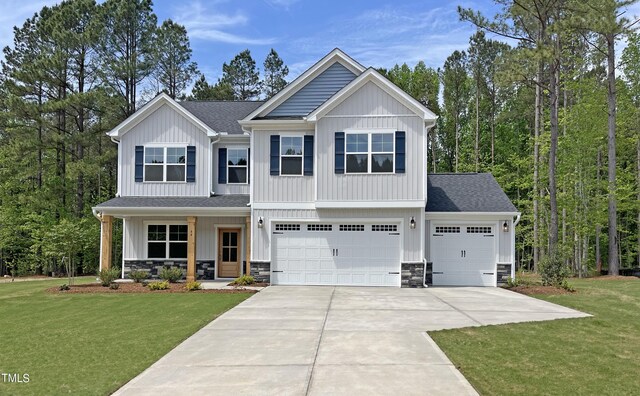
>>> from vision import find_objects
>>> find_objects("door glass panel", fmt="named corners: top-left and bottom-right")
top-left (223, 232), bottom-right (229, 246)
top-left (230, 232), bottom-right (237, 246)
top-left (223, 248), bottom-right (230, 262)
top-left (230, 248), bottom-right (237, 262)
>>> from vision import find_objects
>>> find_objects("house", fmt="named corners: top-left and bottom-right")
top-left (93, 49), bottom-right (520, 287)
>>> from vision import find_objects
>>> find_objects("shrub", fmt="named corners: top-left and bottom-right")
top-left (148, 280), bottom-right (169, 290)
top-left (505, 277), bottom-right (520, 288)
top-left (559, 279), bottom-right (576, 292)
top-left (59, 284), bottom-right (70, 291)
top-left (230, 275), bottom-right (255, 286)
top-left (129, 270), bottom-right (150, 283)
top-left (159, 267), bottom-right (183, 283)
top-left (185, 281), bottom-right (202, 291)
top-left (539, 253), bottom-right (570, 287)
top-left (99, 268), bottom-right (120, 287)
top-left (109, 282), bottom-right (120, 290)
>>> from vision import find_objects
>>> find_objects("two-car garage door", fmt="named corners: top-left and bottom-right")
top-left (272, 222), bottom-right (401, 286)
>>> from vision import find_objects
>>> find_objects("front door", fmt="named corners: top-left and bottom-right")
top-left (218, 229), bottom-right (240, 278)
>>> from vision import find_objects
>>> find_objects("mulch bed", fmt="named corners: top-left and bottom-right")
top-left (505, 285), bottom-right (574, 296)
top-left (227, 282), bottom-right (270, 287)
top-left (46, 283), bottom-right (258, 294)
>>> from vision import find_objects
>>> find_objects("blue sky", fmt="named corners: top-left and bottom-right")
top-left (2, 0), bottom-right (639, 84)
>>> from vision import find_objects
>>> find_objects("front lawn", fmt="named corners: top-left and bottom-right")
top-left (0, 277), bottom-right (252, 395)
top-left (430, 278), bottom-right (640, 395)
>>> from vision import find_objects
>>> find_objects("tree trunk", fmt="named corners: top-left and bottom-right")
top-left (637, 137), bottom-right (640, 267)
top-left (606, 33), bottom-right (619, 275)
top-left (596, 147), bottom-right (602, 273)
top-left (455, 112), bottom-right (459, 173)
top-left (533, 61), bottom-right (542, 271)
top-left (475, 79), bottom-right (480, 172)
top-left (548, 52), bottom-right (560, 255)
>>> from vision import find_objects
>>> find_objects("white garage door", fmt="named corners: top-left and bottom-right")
top-left (431, 225), bottom-right (496, 286)
top-left (272, 223), bottom-right (401, 286)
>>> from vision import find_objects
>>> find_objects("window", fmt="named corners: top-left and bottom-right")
top-left (275, 224), bottom-right (301, 231)
top-left (147, 224), bottom-right (188, 259)
top-left (227, 148), bottom-right (248, 184)
top-left (345, 132), bottom-right (394, 173)
top-left (435, 226), bottom-right (460, 234)
top-left (144, 146), bottom-right (186, 182)
top-left (372, 224), bottom-right (398, 232)
top-left (280, 136), bottom-right (303, 175)
top-left (307, 224), bottom-right (332, 231)
top-left (467, 226), bottom-right (493, 234)
top-left (339, 224), bottom-right (365, 231)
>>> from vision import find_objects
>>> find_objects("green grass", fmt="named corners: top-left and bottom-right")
top-left (0, 277), bottom-right (252, 395)
top-left (430, 278), bottom-right (640, 395)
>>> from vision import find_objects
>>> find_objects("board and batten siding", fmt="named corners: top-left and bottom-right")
top-left (120, 104), bottom-right (211, 197)
top-left (498, 219), bottom-right (513, 263)
top-left (124, 216), bottom-right (246, 260)
top-left (267, 62), bottom-right (357, 117)
top-left (252, 208), bottom-right (423, 263)
top-left (212, 141), bottom-right (251, 195)
top-left (252, 130), bottom-right (315, 203)
top-left (316, 81), bottom-right (426, 202)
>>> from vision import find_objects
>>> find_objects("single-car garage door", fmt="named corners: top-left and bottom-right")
top-left (272, 223), bottom-right (401, 286)
top-left (431, 224), bottom-right (496, 286)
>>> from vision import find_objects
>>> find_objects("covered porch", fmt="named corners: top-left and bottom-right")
top-left (93, 195), bottom-right (252, 281)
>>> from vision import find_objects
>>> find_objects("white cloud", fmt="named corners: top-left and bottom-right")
top-left (173, 1), bottom-right (276, 45)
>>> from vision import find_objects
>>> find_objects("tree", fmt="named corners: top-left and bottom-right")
top-left (441, 50), bottom-right (470, 172)
top-left (189, 75), bottom-right (234, 100)
top-left (262, 48), bottom-right (288, 99)
top-left (222, 49), bottom-right (261, 100)
top-left (152, 19), bottom-right (198, 99)
top-left (97, 0), bottom-right (157, 116)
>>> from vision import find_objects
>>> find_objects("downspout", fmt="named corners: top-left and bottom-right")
top-left (513, 213), bottom-right (521, 227)
top-left (110, 137), bottom-right (121, 197)
top-left (423, 258), bottom-right (429, 288)
top-left (209, 135), bottom-right (221, 196)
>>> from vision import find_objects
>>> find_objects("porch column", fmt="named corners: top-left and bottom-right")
top-left (187, 216), bottom-right (197, 282)
top-left (100, 215), bottom-right (113, 271)
top-left (245, 216), bottom-right (251, 276)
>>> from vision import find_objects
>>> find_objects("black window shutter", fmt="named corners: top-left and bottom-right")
top-left (218, 148), bottom-right (227, 184)
top-left (395, 131), bottom-right (406, 173)
top-left (186, 146), bottom-right (196, 182)
top-left (135, 146), bottom-right (144, 182)
top-left (247, 148), bottom-right (250, 183)
top-left (335, 132), bottom-right (345, 174)
top-left (303, 135), bottom-right (314, 176)
top-left (270, 135), bottom-right (280, 175)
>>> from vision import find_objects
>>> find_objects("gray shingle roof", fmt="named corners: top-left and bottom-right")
top-left (177, 101), bottom-right (264, 135)
top-left (426, 173), bottom-right (517, 213)
top-left (95, 195), bottom-right (250, 209)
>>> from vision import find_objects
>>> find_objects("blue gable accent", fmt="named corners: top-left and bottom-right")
top-left (267, 62), bottom-right (357, 117)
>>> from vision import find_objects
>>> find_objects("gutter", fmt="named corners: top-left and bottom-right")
top-left (513, 213), bottom-right (522, 227)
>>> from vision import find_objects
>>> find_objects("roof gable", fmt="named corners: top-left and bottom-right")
top-left (242, 48), bottom-right (366, 122)
top-left (178, 101), bottom-right (263, 134)
top-left (306, 69), bottom-right (438, 122)
top-left (107, 93), bottom-right (215, 138)
top-left (426, 173), bottom-right (518, 213)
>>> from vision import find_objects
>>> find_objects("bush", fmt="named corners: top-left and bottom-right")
top-left (147, 280), bottom-right (169, 290)
top-left (230, 275), bottom-right (255, 286)
top-left (99, 268), bottom-right (120, 287)
top-left (559, 279), bottom-right (576, 292)
top-left (128, 270), bottom-right (149, 283)
top-left (109, 282), bottom-right (120, 290)
top-left (59, 284), bottom-right (70, 291)
top-left (505, 277), bottom-right (520, 288)
top-left (159, 267), bottom-right (183, 283)
top-left (539, 253), bottom-right (570, 287)
top-left (185, 281), bottom-right (202, 291)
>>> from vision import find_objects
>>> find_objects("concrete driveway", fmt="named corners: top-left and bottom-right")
top-left (115, 286), bottom-right (589, 396)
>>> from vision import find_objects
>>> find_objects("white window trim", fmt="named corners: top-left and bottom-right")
top-left (145, 222), bottom-right (188, 259)
top-left (143, 144), bottom-right (188, 183)
top-left (344, 130), bottom-right (395, 174)
top-left (227, 147), bottom-right (249, 185)
top-left (279, 135), bottom-right (304, 176)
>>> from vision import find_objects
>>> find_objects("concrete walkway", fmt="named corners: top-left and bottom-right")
top-left (114, 286), bottom-right (590, 396)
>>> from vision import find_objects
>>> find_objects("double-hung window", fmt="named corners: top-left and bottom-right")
top-left (227, 148), bottom-right (248, 183)
top-left (280, 136), bottom-right (303, 175)
top-left (345, 132), bottom-right (394, 173)
top-left (144, 146), bottom-right (186, 182)
top-left (147, 224), bottom-right (188, 259)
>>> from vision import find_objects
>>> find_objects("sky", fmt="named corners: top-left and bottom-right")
top-left (1, 0), bottom-right (640, 84)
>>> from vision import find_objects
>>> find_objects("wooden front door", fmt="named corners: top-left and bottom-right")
top-left (218, 229), bottom-right (241, 278)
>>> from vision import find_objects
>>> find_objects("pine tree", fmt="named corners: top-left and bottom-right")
top-left (262, 48), bottom-right (288, 98)
top-left (222, 49), bottom-right (261, 100)
top-left (153, 19), bottom-right (198, 99)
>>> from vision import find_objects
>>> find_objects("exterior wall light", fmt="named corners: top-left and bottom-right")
top-left (410, 216), bottom-right (416, 229)
top-left (503, 221), bottom-right (509, 232)
top-left (257, 217), bottom-right (264, 228)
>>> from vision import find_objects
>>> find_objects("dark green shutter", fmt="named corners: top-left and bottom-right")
top-left (335, 132), bottom-right (345, 174)
top-left (218, 148), bottom-right (227, 184)
top-left (303, 135), bottom-right (314, 176)
top-left (395, 131), bottom-right (405, 173)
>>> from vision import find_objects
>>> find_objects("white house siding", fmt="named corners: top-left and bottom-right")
top-left (252, 130), bottom-right (315, 203)
top-left (498, 219), bottom-right (513, 263)
top-left (212, 140), bottom-right (251, 195)
top-left (316, 82), bottom-right (425, 202)
top-left (252, 208), bottom-right (423, 263)
top-left (123, 216), bottom-right (246, 261)
top-left (119, 104), bottom-right (211, 197)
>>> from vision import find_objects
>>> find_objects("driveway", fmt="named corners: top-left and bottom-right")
top-left (115, 286), bottom-right (590, 396)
